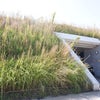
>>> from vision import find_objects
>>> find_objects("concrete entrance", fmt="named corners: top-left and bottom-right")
top-left (55, 32), bottom-right (100, 90)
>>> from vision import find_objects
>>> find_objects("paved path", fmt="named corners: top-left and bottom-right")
top-left (41, 91), bottom-right (100, 100)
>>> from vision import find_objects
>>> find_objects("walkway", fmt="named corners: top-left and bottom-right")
top-left (41, 91), bottom-right (100, 100)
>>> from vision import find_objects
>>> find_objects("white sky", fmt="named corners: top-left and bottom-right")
top-left (0, 0), bottom-right (100, 28)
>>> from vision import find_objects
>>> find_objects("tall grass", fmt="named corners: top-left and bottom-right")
top-left (0, 15), bottom-right (90, 99)
top-left (55, 24), bottom-right (100, 38)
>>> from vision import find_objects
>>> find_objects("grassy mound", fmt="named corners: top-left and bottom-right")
top-left (0, 16), bottom-right (90, 99)
top-left (55, 24), bottom-right (100, 38)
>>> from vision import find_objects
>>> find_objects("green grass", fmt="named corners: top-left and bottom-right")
top-left (55, 24), bottom-right (100, 38)
top-left (0, 15), bottom-right (91, 99)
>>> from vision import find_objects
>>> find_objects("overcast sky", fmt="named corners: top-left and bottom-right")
top-left (0, 0), bottom-right (100, 28)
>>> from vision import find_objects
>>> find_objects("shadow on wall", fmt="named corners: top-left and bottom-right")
top-left (75, 46), bottom-right (100, 78)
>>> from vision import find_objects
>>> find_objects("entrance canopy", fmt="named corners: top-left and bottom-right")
top-left (55, 32), bottom-right (100, 48)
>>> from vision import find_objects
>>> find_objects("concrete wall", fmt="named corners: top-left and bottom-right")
top-left (84, 46), bottom-right (100, 77)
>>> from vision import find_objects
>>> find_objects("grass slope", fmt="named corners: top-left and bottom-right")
top-left (0, 15), bottom-right (90, 99)
top-left (55, 24), bottom-right (100, 38)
